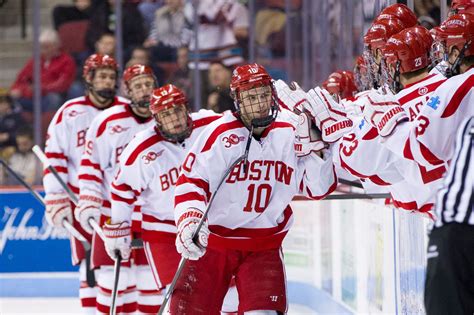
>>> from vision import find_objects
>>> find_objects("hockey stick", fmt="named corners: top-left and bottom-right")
top-left (32, 145), bottom-right (144, 249)
top-left (0, 158), bottom-right (90, 248)
top-left (325, 192), bottom-right (391, 200)
top-left (157, 129), bottom-right (254, 315)
top-left (338, 178), bottom-right (364, 189)
top-left (110, 250), bottom-right (122, 315)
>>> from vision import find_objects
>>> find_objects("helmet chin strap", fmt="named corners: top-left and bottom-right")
top-left (390, 61), bottom-right (403, 94)
top-left (155, 115), bottom-right (193, 143)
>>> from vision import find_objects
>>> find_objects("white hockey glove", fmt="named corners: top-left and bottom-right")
top-left (361, 91), bottom-right (408, 137)
top-left (295, 112), bottom-right (328, 157)
top-left (44, 193), bottom-right (72, 228)
top-left (305, 87), bottom-right (354, 142)
top-left (103, 221), bottom-right (132, 261)
top-left (176, 208), bottom-right (209, 260)
top-left (274, 80), bottom-right (308, 113)
top-left (75, 194), bottom-right (102, 235)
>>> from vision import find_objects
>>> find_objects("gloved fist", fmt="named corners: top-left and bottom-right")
top-left (305, 87), bottom-right (354, 142)
top-left (176, 208), bottom-right (209, 260)
top-left (103, 221), bottom-right (131, 261)
top-left (361, 91), bottom-right (408, 137)
top-left (75, 194), bottom-right (102, 234)
top-left (274, 80), bottom-right (308, 113)
top-left (44, 193), bottom-right (72, 228)
top-left (295, 112), bottom-right (328, 157)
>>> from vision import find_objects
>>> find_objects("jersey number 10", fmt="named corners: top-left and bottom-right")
top-left (243, 183), bottom-right (272, 213)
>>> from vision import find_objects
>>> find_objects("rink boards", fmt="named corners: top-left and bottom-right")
top-left (0, 189), bottom-right (428, 314)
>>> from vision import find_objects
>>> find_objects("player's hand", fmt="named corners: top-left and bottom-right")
top-left (295, 112), bottom-right (328, 157)
top-left (44, 193), bottom-right (72, 228)
top-left (75, 194), bottom-right (102, 234)
top-left (176, 208), bottom-right (209, 260)
top-left (361, 91), bottom-right (408, 137)
top-left (305, 87), bottom-right (354, 142)
top-left (274, 80), bottom-right (308, 113)
top-left (103, 221), bottom-right (131, 261)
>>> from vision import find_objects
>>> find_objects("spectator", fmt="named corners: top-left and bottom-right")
top-left (0, 91), bottom-right (23, 160)
top-left (206, 62), bottom-right (234, 113)
top-left (6, 126), bottom-right (42, 186)
top-left (10, 29), bottom-right (76, 112)
top-left (168, 46), bottom-right (191, 99)
top-left (52, 0), bottom-right (94, 30)
top-left (143, 0), bottom-right (186, 62)
top-left (137, 0), bottom-right (163, 33)
top-left (125, 46), bottom-right (165, 85)
top-left (85, 0), bottom-right (146, 56)
top-left (184, 0), bottom-right (249, 107)
top-left (95, 31), bottom-right (116, 56)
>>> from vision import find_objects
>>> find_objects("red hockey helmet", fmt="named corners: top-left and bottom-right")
top-left (440, 13), bottom-right (474, 57)
top-left (384, 26), bottom-right (432, 74)
top-left (150, 84), bottom-right (187, 115)
top-left (82, 54), bottom-right (118, 80)
top-left (323, 70), bottom-right (358, 99)
top-left (364, 18), bottom-right (406, 53)
top-left (378, 3), bottom-right (418, 28)
top-left (230, 63), bottom-right (273, 99)
top-left (450, 0), bottom-right (474, 14)
top-left (123, 64), bottom-right (156, 88)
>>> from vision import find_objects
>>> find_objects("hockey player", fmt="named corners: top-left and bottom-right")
top-left (43, 53), bottom-right (127, 312)
top-left (75, 64), bottom-right (158, 313)
top-left (168, 64), bottom-right (336, 314)
top-left (322, 70), bottom-right (358, 102)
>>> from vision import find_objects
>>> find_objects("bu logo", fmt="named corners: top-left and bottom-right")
top-left (222, 134), bottom-right (246, 148)
top-left (418, 86), bottom-right (428, 96)
top-left (142, 149), bottom-right (164, 164)
top-left (67, 110), bottom-right (85, 117)
top-left (110, 125), bottom-right (130, 134)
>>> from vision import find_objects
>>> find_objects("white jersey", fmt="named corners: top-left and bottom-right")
top-left (337, 73), bottom-right (446, 211)
top-left (44, 96), bottom-right (129, 195)
top-left (383, 67), bottom-right (474, 167)
top-left (78, 104), bottom-right (154, 216)
top-left (110, 110), bottom-right (221, 242)
top-left (174, 110), bottom-right (337, 251)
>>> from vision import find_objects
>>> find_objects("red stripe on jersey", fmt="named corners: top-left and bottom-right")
top-left (403, 73), bottom-right (436, 89)
top-left (398, 77), bottom-right (445, 105)
top-left (418, 164), bottom-right (446, 184)
top-left (209, 206), bottom-right (292, 238)
top-left (193, 115), bottom-right (221, 129)
top-left (441, 74), bottom-right (474, 118)
top-left (112, 182), bottom-right (141, 196)
top-left (111, 192), bottom-right (136, 205)
top-left (276, 97), bottom-right (291, 111)
top-left (261, 121), bottom-right (295, 138)
top-left (81, 159), bottom-right (101, 170)
top-left (175, 191), bottom-right (207, 206)
top-left (45, 152), bottom-right (68, 160)
top-left (392, 199), bottom-right (433, 212)
top-left (419, 141), bottom-right (444, 165)
top-left (142, 213), bottom-right (175, 225)
top-left (55, 97), bottom-right (95, 124)
top-left (201, 120), bottom-right (244, 153)
top-left (339, 153), bottom-right (392, 186)
top-left (68, 183), bottom-right (79, 194)
top-left (125, 133), bottom-right (163, 166)
top-left (78, 174), bottom-right (102, 183)
top-left (361, 127), bottom-right (378, 141)
top-left (44, 166), bottom-right (68, 175)
top-left (403, 138), bottom-right (415, 160)
top-left (80, 297), bottom-right (96, 307)
top-left (103, 200), bottom-right (111, 208)
top-left (305, 167), bottom-right (337, 200)
top-left (176, 175), bottom-right (211, 200)
top-left (96, 111), bottom-right (132, 137)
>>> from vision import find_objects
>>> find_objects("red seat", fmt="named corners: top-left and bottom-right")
top-left (57, 20), bottom-right (89, 54)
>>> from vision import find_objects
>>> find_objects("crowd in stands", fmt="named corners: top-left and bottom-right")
top-left (0, 0), bottom-right (445, 186)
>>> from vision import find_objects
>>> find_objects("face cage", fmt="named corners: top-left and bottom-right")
top-left (384, 60), bottom-right (403, 94)
top-left (354, 67), bottom-right (370, 92)
top-left (154, 105), bottom-right (193, 143)
top-left (234, 83), bottom-right (279, 129)
top-left (85, 69), bottom-right (118, 100)
top-left (446, 39), bottom-right (472, 78)
top-left (362, 49), bottom-right (380, 89)
top-left (129, 79), bottom-right (157, 109)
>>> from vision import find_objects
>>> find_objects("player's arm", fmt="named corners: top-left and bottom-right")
top-left (43, 111), bottom-right (73, 228)
top-left (75, 118), bottom-right (109, 233)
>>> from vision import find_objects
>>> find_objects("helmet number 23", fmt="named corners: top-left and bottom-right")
top-left (243, 183), bottom-right (272, 213)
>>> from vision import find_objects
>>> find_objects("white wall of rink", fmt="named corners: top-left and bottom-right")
top-left (285, 199), bottom-right (429, 314)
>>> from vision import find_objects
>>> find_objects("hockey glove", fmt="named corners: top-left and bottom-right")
top-left (274, 79), bottom-right (308, 113)
top-left (75, 194), bottom-right (102, 234)
top-left (176, 208), bottom-right (209, 260)
top-left (305, 87), bottom-right (354, 142)
top-left (361, 91), bottom-right (408, 137)
top-left (103, 221), bottom-right (132, 261)
top-left (295, 112), bottom-right (328, 157)
top-left (44, 192), bottom-right (72, 228)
